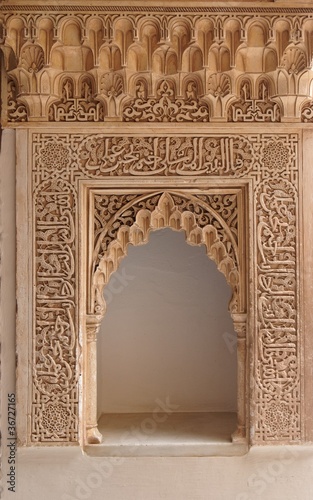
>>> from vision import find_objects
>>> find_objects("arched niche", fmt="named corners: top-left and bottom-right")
top-left (84, 191), bottom-right (247, 454)
top-left (87, 17), bottom-right (105, 66)
top-left (6, 17), bottom-right (26, 58)
top-left (37, 17), bottom-right (55, 64)
top-left (97, 228), bottom-right (237, 415)
top-left (196, 18), bottom-right (214, 67)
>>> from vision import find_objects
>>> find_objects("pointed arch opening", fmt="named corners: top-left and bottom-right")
top-left (95, 227), bottom-right (239, 454)
top-left (83, 189), bottom-right (248, 456)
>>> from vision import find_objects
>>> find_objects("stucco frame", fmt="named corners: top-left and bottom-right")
top-left (14, 123), bottom-right (304, 451)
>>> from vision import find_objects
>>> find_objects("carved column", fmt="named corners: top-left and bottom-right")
top-left (231, 313), bottom-right (247, 443)
top-left (85, 315), bottom-right (103, 444)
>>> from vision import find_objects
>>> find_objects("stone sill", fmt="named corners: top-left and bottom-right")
top-left (84, 412), bottom-right (248, 457)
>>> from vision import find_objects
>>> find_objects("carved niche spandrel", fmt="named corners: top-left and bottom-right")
top-left (91, 190), bottom-right (241, 316)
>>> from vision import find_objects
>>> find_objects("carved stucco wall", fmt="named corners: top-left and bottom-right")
top-left (28, 129), bottom-right (298, 446)
top-left (0, 1), bottom-right (310, 449)
top-left (1, 3), bottom-right (313, 124)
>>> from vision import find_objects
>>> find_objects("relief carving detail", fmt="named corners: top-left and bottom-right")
top-left (92, 191), bottom-right (240, 316)
top-left (123, 79), bottom-right (210, 122)
top-left (1, 6), bottom-right (312, 123)
top-left (31, 131), bottom-right (299, 445)
top-left (33, 177), bottom-right (78, 442)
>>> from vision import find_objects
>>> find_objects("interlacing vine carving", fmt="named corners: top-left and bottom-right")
top-left (93, 194), bottom-right (161, 267)
top-left (7, 78), bottom-right (28, 122)
top-left (301, 101), bottom-right (313, 123)
top-left (123, 80), bottom-right (210, 122)
top-left (256, 177), bottom-right (298, 440)
top-left (93, 192), bottom-right (239, 268)
top-left (92, 191), bottom-right (240, 317)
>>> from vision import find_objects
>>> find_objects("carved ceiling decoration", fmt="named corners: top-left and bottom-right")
top-left (1, 5), bottom-right (313, 123)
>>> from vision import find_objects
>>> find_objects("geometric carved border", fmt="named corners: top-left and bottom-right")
top-left (31, 131), bottom-right (299, 444)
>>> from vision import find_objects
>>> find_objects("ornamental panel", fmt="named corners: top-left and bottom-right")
top-left (29, 130), bottom-right (300, 445)
top-left (1, 4), bottom-right (313, 124)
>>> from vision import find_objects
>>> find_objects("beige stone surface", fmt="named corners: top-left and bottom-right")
top-left (11, 122), bottom-right (303, 448)
top-left (0, 0), bottom-right (312, 449)
top-left (1, 1), bottom-right (313, 497)
top-left (13, 445), bottom-right (313, 499)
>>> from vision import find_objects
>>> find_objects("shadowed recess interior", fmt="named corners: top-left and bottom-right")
top-left (95, 228), bottom-right (238, 453)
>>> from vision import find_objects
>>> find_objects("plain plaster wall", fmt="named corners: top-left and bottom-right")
top-left (97, 228), bottom-right (237, 415)
top-left (0, 129), bottom-right (16, 500)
